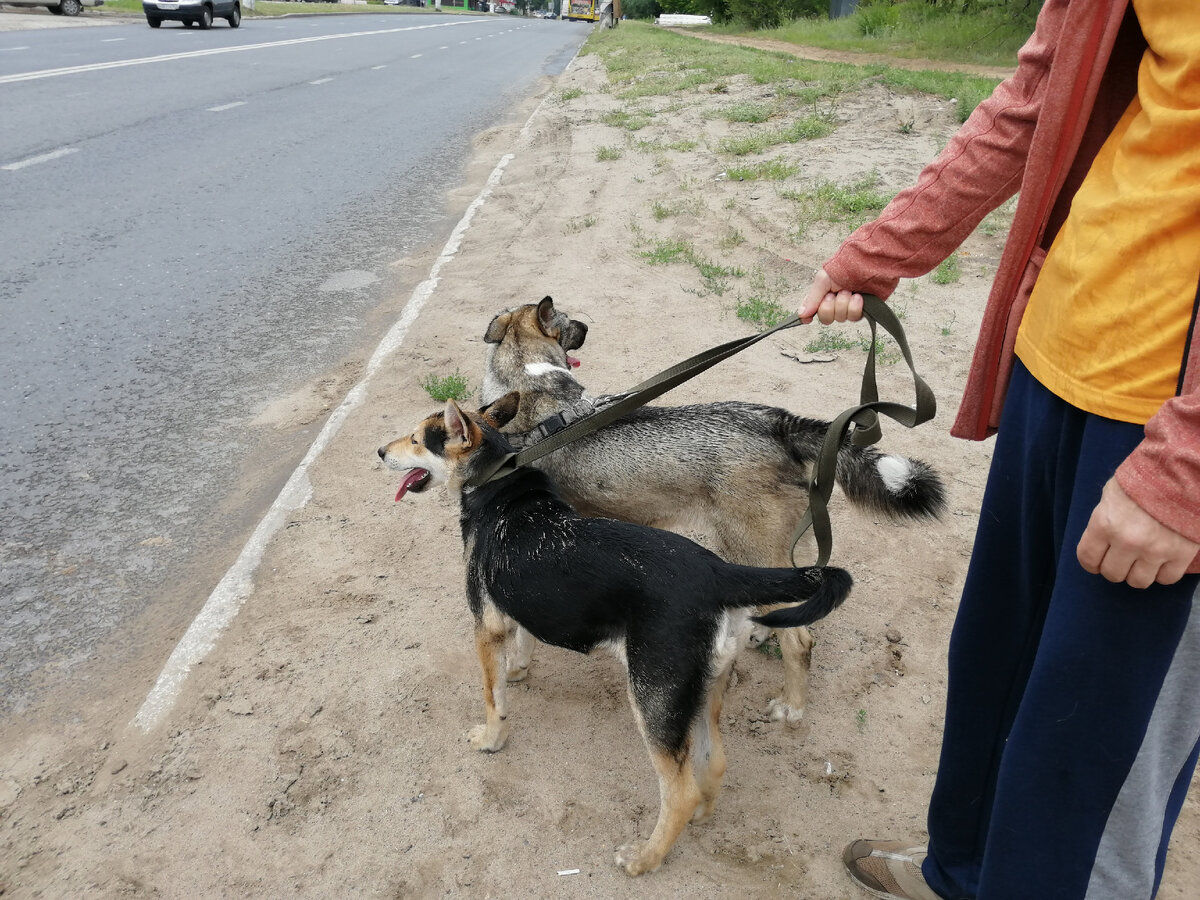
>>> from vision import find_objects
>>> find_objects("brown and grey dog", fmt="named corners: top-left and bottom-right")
top-left (481, 297), bottom-right (946, 725)
top-left (378, 393), bottom-right (852, 875)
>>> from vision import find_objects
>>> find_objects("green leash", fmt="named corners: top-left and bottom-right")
top-left (473, 294), bottom-right (936, 568)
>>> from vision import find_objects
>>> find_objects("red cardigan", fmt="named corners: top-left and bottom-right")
top-left (824, 0), bottom-right (1200, 564)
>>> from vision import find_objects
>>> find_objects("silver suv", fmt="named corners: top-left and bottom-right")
top-left (143, 0), bottom-right (240, 28)
top-left (2, 0), bottom-right (104, 16)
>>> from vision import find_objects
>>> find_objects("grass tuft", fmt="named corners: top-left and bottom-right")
top-left (420, 371), bottom-right (471, 402)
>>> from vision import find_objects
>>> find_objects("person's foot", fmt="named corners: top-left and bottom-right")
top-left (843, 840), bottom-right (943, 900)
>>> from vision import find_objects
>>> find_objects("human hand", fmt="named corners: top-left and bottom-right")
top-left (799, 268), bottom-right (865, 325)
top-left (1077, 478), bottom-right (1200, 589)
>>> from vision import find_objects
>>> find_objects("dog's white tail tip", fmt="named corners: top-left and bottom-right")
top-left (876, 455), bottom-right (914, 494)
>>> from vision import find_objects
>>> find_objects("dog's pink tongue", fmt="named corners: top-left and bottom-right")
top-left (567, 355), bottom-right (582, 369)
top-left (395, 468), bottom-right (430, 501)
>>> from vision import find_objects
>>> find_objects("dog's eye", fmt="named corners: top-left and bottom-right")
top-left (411, 436), bottom-right (418, 445)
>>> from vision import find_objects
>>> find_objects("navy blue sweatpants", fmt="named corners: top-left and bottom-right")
top-left (921, 361), bottom-right (1200, 900)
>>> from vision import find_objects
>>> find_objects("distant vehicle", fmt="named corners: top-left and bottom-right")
top-left (562, 0), bottom-right (616, 25)
top-left (143, 0), bottom-right (240, 27)
top-left (2, 0), bottom-right (103, 16)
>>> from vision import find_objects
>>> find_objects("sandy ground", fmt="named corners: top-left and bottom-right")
top-left (2, 32), bottom-right (1197, 899)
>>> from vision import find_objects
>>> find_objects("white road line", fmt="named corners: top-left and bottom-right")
top-left (0, 46), bottom-right (31, 52)
top-left (0, 20), bottom-right (482, 85)
top-left (309, 77), bottom-right (333, 84)
top-left (410, 53), bottom-right (421, 58)
top-left (207, 100), bottom-right (246, 112)
top-left (439, 45), bottom-right (448, 50)
top-left (102, 38), bottom-right (126, 42)
top-left (129, 70), bottom-right (569, 735)
top-left (372, 64), bottom-right (387, 69)
top-left (2, 146), bottom-right (78, 171)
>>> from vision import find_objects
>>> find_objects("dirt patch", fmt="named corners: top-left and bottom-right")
top-left (1, 39), bottom-right (1194, 900)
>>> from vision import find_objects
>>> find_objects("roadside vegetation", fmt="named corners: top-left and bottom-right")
top-left (585, 23), bottom-right (1002, 124)
top-left (420, 371), bottom-right (472, 402)
top-left (581, 20), bottom-right (1013, 344)
top-left (619, 0), bottom-right (1039, 68)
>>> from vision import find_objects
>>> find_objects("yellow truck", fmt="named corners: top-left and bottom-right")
top-left (562, 0), bottom-right (619, 25)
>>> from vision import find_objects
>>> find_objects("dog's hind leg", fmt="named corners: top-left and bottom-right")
top-left (713, 504), bottom-right (817, 727)
top-left (505, 625), bottom-right (535, 683)
top-left (767, 626), bottom-right (814, 727)
top-left (615, 741), bottom-right (701, 876)
top-left (691, 661), bottom-right (733, 824)
top-left (469, 605), bottom-right (510, 752)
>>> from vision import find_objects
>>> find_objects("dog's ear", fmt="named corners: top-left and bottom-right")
top-left (535, 296), bottom-right (557, 336)
top-left (484, 311), bottom-right (511, 344)
top-left (480, 391), bottom-right (521, 430)
top-left (444, 400), bottom-right (480, 448)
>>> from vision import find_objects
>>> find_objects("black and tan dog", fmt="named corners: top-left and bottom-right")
top-left (378, 392), bottom-right (852, 876)
top-left (481, 297), bottom-right (945, 725)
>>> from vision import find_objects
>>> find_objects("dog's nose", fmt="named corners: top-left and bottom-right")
top-left (377, 447), bottom-right (387, 460)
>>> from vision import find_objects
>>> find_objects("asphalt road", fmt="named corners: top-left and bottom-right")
top-left (0, 10), bottom-right (588, 721)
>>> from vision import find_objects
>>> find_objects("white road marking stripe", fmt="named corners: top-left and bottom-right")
top-left (309, 77), bottom-right (332, 84)
top-left (129, 65), bottom-right (571, 735)
top-left (372, 64), bottom-right (387, 69)
top-left (410, 53), bottom-right (421, 58)
top-left (0, 46), bottom-right (31, 52)
top-left (0, 20), bottom-right (482, 85)
top-left (207, 100), bottom-right (246, 111)
top-left (2, 146), bottom-right (78, 171)
top-left (102, 38), bottom-right (126, 42)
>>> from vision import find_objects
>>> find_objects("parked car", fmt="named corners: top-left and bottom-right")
top-left (143, 0), bottom-right (240, 28)
top-left (2, 0), bottom-right (103, 16)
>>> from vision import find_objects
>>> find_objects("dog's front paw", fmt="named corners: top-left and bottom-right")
top-left (745, 624), bottom-right (771, 648)
top-left (766, 697), bottom-right (805, 728)
top-left (615, 842), bottom-right (661, 877)
top-left (468, 723), bottom-right (509, 752)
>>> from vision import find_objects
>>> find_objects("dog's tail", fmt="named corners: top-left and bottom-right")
top-left (718, 565), bottom-right (852, 629)
top-left (836, 442), bottom-right (946, 521)
top-left (780, 414), bottom-right (946, 521)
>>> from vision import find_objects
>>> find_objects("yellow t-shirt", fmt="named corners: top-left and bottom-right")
top-left (1014, 0), bottom-right (1200, 425)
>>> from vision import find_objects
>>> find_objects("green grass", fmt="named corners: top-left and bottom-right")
top-left (585, 24), bottom-right (1002, 123)
top-left (560, 87), bottom-right (584, 101)
top-left (600, 109), bottom-right (654, 132)
top-left (804, 329), bottom-right (859, 353)
top-left (719, 227), bottom-right (746, 250)
top-left (716, 102), bottom-right (774, 124)
top-left (596, 145), bottom-right (624, 162)
top-left (640, 238), bottom-right (692, 266)
top-left (639, 238), bottom-right (744, 296)
top-left (718, 111), bottom-right (836, 156)
top-left (736, 295), bottom-right (790, 329)
top-left (420, 371), bottom-right (471, 402)
top-left (726, 158), bottom-right (799, 181)
top-left (932, 253), bottom-right (962, 284)
top-left (716, 1), bottom-right (1035, 68)
top-left (564, 215), bottom-right (598, 234)
top-left (784, 171), bottom-right (893, 239)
